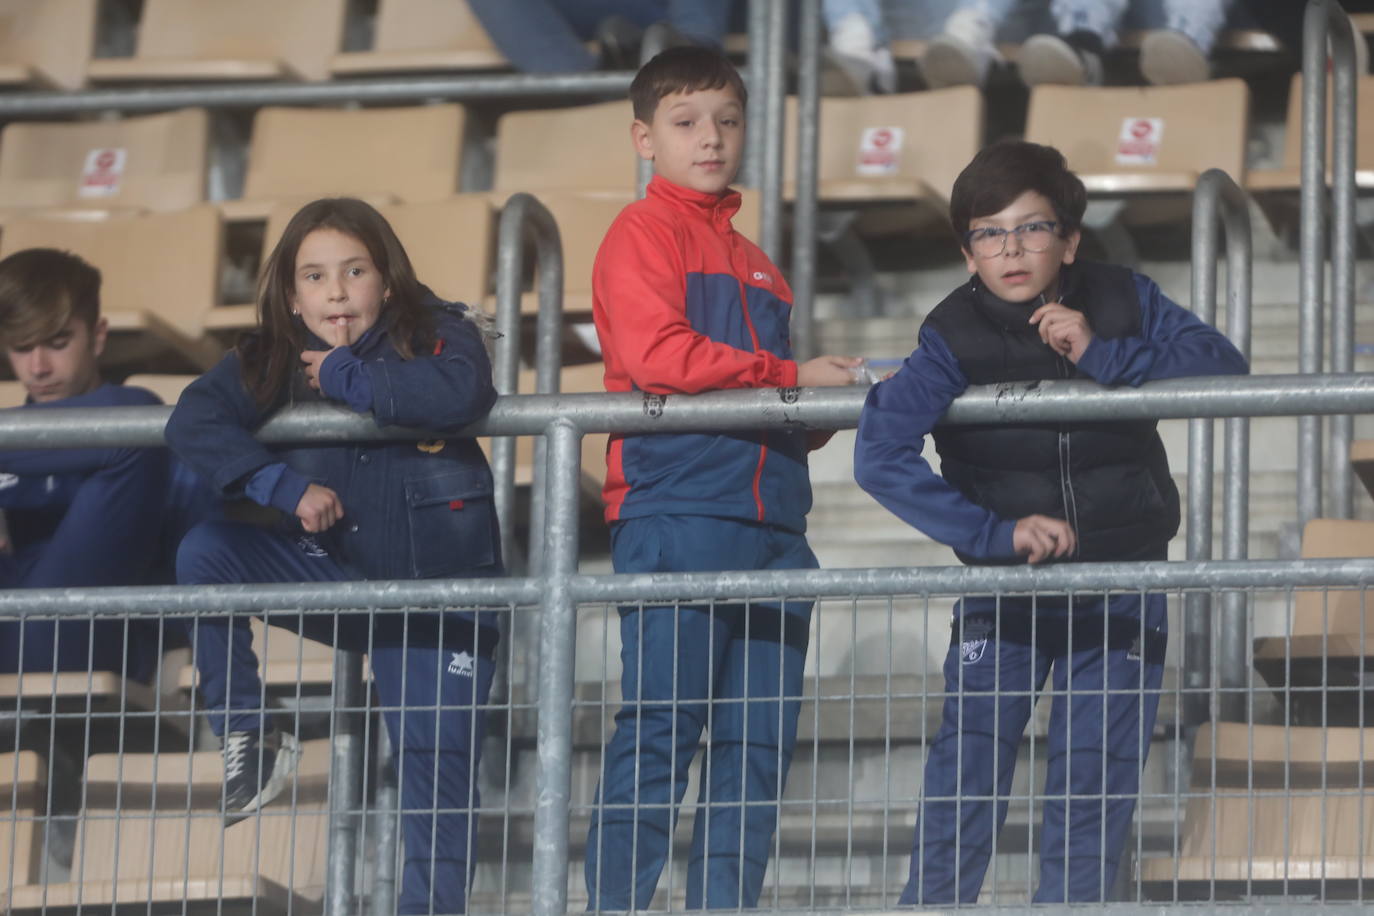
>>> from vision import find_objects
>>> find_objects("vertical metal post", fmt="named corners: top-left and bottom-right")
top-left (757, 0), bottom-right (788, 262)
top-left (1327, 4), bottom-right (1359, 519)
top-left (368, 728), bottom-right (399, 916)
top-left (530, 419), bottom-right (583, 916)
top-left (743, 0), bottom-right (770, 189)
top-left (635, 27), bottom-right (677, 198)
top-left (790, 0), bottom-right (822, 361)
top-left (1196, 170), bottom-right (1255, 722)
top-left (1185, 196), bottom-right (1217, 725)
top-left (326, 649), bottom-right (366, 916)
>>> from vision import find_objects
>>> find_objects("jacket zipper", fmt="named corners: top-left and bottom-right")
top-left (1055, 354), bottom-right (1081, 553)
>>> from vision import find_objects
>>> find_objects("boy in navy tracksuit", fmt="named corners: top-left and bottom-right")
top-left (854, 141), bottom-right (1249, 903)
top-left (584, 47), bottom-right (861, 910)
top-left (0, 248), bottom-right (179, 681)
top-left (169, 198), bottom-right (501, 914)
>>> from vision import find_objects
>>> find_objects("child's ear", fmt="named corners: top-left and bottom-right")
top-left (1061, 228), bottom-right (1083, 265)
top-left (961, 246), bottom-right (978, 275)
top-left (630, 119), bottom-right (654, 162)
top-left (90, 317), bottom-right (108, 359)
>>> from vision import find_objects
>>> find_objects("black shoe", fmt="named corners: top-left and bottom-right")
top-left (596, 15), bottom-right (644, 70)
top-left (221, 727), bottom-right (300, 825)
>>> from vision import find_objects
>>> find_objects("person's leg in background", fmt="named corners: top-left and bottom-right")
top-left (369, 639), bottom-right (495, 915)
top-left (900, 597), bottom-right (1050, 905)
top-left (1140, 0), bottom-right (1236, 84)
top-left (823, 0), bottom-right (896, 92)
top-left (919, 0), bottom-right (1021, 89)
top-left (1017, 0), bottom-right (1130, 86)
top-left (1033, 592), bottom-right (1167, 902)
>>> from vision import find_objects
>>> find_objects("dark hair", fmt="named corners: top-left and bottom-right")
top-left (630, 45), bottom-right (747, 122)
top-left (238, 197), bottom-right (433, 406)
top-left (0, 248), bottom-right (101, 347)
top-left (949, 140), bottom-right (1087, 241)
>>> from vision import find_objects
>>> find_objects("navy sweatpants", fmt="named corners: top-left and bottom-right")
top-left (0, 444), bottom-right (168, 680)
top-left (585, 515), bottom-right (816, 911)
top-left (177, 520), bottom-right (493, 916)
top-left (900, 592), bottom-right (1168, 904)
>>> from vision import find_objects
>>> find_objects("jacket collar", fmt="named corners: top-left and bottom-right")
top-left (968, 264), bottom-right (1081, 333)
top-left (646, 175), bottom-right (740, 234)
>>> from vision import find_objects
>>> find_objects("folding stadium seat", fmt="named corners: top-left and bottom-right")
top-left (1024, 80), bottom-right (1250, 195)
top-left (1247, 73), bottom-right (1374, 192)
top-left (85, 0), bottom-right (347, 84)
top-left (6, 740), bottom-right (330, 913)
top-left (1140, 721), bottom-right (1374, 894)
top-left (206, 192), bottom-right (493, 334)
top-left (330, 0), bottom-right (507, 76)
top-left (493, 100), bottom-right (639, 197)
top-left (0, 108), bottom-right (209, 219)
top-left (0, 752), bottom-right (46, 895)
top-left (499, 363), bottom-right (609, 496)
top-left (1351, 440), bottom-right (1374, 501)
top-left (178, 617), bottom-right (345, 700)
top-left (0, 206), bottom-right (225, 372)
top-left (1252, 518), bottom-right (1374, 727)
top-left (222, 104), bottom-right (468, 222)
top-left (0, 381), bottom-right (24, 407)
top-left (0, 0), bottom-right (99, 91)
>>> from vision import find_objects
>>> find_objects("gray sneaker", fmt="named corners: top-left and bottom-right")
top-left (1017, 34), bottom-right (1103, 87)
top-left (1139, 29), bottom-right (1210, 85)
top-left (221, 727), bottom-right (300, 825)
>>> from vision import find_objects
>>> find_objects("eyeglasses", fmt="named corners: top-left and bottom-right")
top-left (964, 220), bottom-right (1062, 258)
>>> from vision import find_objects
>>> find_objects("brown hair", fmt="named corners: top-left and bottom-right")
top-left (238, 197), bottom-right (433, 406)
top-left (949, 140), bottom-right (1087, 240)
top-left (0, 248), bottom-right (101, 348)
top-left (630, 45), bottom-right (747, 122)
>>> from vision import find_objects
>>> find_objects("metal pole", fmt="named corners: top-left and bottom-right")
top-left (530, 419), bottom-right (583, 916)
top-left (758, 0), bottom-right (789, 261)
top-left (635, 27), bottom-right (677, 198)
top-left (368, 728), bottom-right (399, 916)
top-left (1327, 2), bottom-right (1359, 519)
top-left (743, 0), bottom-right (770, 189)
top-left (1195, 170), bottom-right (1254, 722)
top-left (1298, 0), bottom-right (1332, 526)
top-left (325, 650), bottom-right (366, 916)
top-left (790, 0), bottom-right (822, 361)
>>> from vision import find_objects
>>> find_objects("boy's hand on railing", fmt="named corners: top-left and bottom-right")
top-left (1029, 302), bottom-right (1093, 363)
top-left (296, 483), bottom-right (344, 533)
top-left (1013, 514), bottom-right (1077, 564)
top-left (797, 355), bottom-right (864, 387)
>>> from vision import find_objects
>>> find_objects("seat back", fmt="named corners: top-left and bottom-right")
top-left (0, 205), bottom-right (222, 337)
top-left (244, 104), bottom-right (466, 205)
top-left (0, 751), bottom-right (44, 892)
top-left (0, 0), bottom-right (98, 90)
top-left (1289, 518), bottom-right (1374, 638)
top-left (1274, 72), bottom-right (1374, 172)
top-left (1025, 79), bottom-right (1249, 191)
top-left (128, 0), bottom-right (346, 81)
top-left (0, 108), bottom-right (208, 213)
top-left (493, 100), bottom-right (638, 195)
top-left (373, 0), bottom-right (503, 59)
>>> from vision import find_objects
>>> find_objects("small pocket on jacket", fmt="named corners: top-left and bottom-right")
top-left (404, 469), bottom-right (497, 578)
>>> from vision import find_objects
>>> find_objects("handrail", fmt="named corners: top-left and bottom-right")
top-left (1298, 0), bottom-right (1360, 525)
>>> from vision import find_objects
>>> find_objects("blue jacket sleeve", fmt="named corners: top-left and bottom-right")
top-left (165, 353), bottom-right (282, 497)
top-left (1075, 273), bottom-right (1250, 386)
top-left (362, 309), bottom-right (497, 433)
top-left (853, 327), bottom-right (1019, 560)
top-left (0, 385), bottom-right (163, 481)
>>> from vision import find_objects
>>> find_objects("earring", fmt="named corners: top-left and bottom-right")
top-left (291, 308), bottom-right (300, 316)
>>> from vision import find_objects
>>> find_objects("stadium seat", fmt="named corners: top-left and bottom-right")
top-left (0, 752), bottom-right (45, 894)
top-left (0, 0), bottom-right (98, 90)
top-left (479, 363), bottom-right (607, 497)
top-left (179, 616), bottom-right (344, 696)
top-left (0, 206), bottom-right (225, 372)
top-left (330, 0), bottom-right (507, 76)
top-left (1351, 439), bottom-right (1374, 500)
top-left (1247, 73), bottom-right (1374, 191)
top-left (493, 100), bottom-right (639, 196)
top-left (120, 374), bottom-right (198, 406)
top-left (86, 0), bottom-right (347, 84)
top-left (222, 104), bottom-right (468, 222)
top-left (1252, 518), bottom-right (1374, 726)
top-left (1025, 79), bottom-right (1250, 194)
top-left (6, 740), bottom-right (330, 913)
top-left (206, 193), bottom-right (494, 334)
top-left (1141, 721), bottom-right (1374, 893)
top-left (0, 108), bottom-right (209, 218)
top-left (0, 381), bottom-right (24, 407)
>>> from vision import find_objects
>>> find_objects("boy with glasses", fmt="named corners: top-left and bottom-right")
top-left (853, 140), bottom-right (1247, 902)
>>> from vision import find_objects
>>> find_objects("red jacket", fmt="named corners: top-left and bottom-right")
top-left (592, 175), bottom-right (811, 531)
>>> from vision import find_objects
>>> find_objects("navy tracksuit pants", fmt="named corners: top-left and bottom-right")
top-left (585, 515), bottom-right (816, 911)
top-left (177, 520), bottom-right (493, 916)
top-left (0, 443), bottom-right (168, 680)
top-left (900, 592), bottom-right (1168, 904)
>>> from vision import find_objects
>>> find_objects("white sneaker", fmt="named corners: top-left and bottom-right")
top-left (1017, 33), bottom-right (1102, 87)
top-left (825, 12), bottom-right (896, 95)
top-left (921, 7), bottom-right (998, 88)
top-left (1140, 29), bottom-right (1209, 85)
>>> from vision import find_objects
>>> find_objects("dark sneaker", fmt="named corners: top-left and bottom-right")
top-left (221, 727), bottom-right (300, 825)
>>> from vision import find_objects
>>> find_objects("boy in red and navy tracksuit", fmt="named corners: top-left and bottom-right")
top-left (583, 47), bottom-right (861, 911)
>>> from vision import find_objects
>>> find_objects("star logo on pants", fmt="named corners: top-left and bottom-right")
top-left (447, 650), bottom-right (474, 677)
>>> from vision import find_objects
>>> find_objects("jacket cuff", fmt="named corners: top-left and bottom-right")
top-left (779, 358), bottom-right (799, 387)
top-left (320, 348), bottom-right (374, 413)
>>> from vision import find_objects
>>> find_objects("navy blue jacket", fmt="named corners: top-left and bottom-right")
top-left (854, 269), bottom-right (1248, 562)
top-left (166, 297), bottom-right (501, 583)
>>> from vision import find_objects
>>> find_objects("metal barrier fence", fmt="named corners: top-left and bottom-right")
top-left (2, 377), bottom-right (1374, 914)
